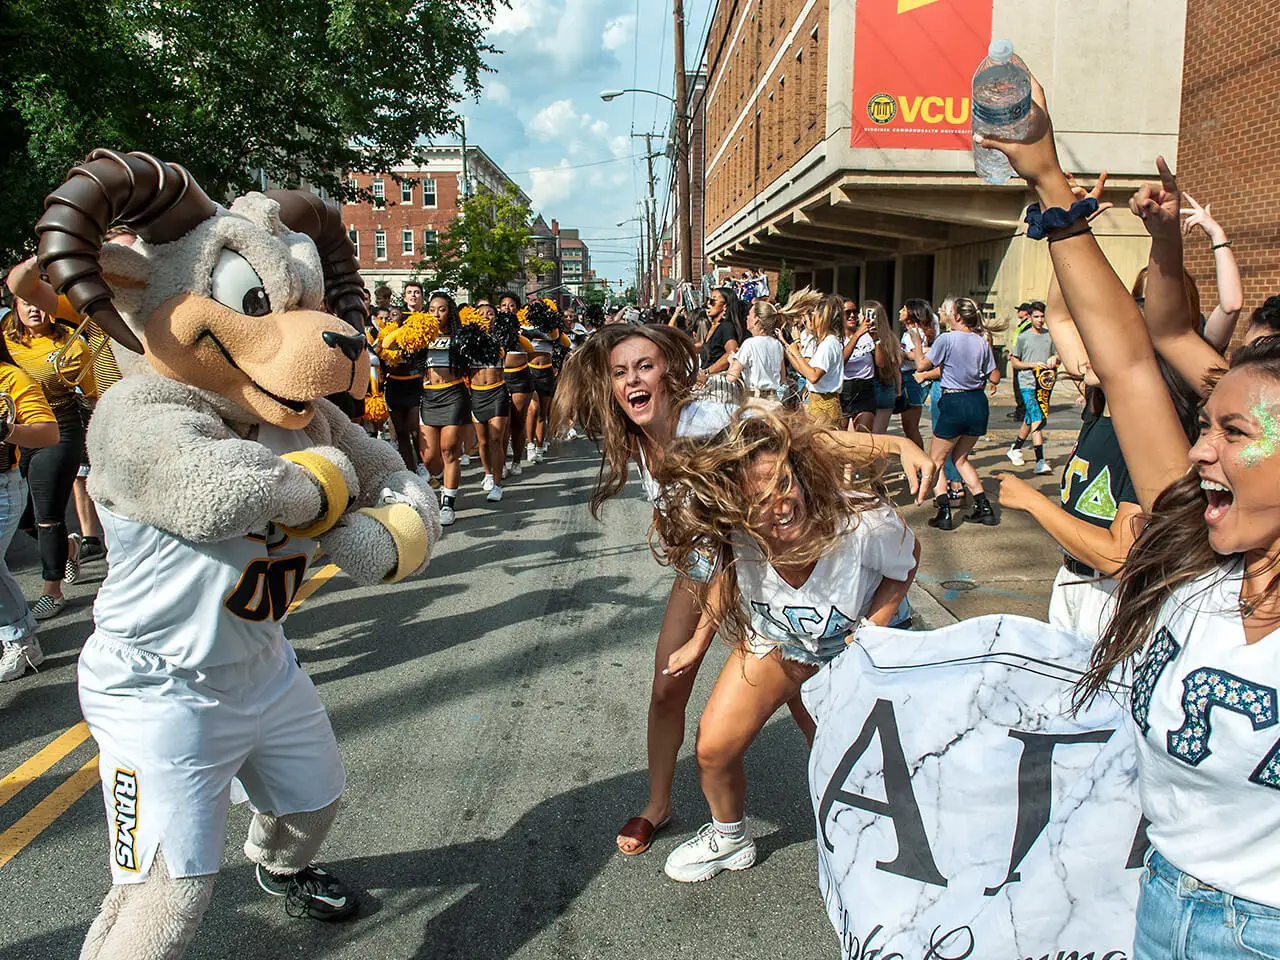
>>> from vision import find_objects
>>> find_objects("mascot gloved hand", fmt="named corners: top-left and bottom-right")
top-left (34, 149), bottom-right (439, 960)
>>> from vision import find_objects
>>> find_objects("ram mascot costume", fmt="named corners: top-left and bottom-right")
top-left (33, 149), bottom-right (441, 959)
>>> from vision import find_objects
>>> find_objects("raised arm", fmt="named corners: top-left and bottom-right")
top-left (1132, 159), bottom-right (1224, 397)
top-left (978, 78), bottom-right (1189, 511)
top-left (997, 473), bottom-right (1143, 576)
top-left (1182, 192), bottom-right (1244, 352)
top-left (5, 257), bottom-right (59, 315)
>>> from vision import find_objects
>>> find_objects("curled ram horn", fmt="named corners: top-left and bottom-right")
top-left (35, 149), bottom-right (219, 354)
top-left (265, 190), bottom-right (367, 335)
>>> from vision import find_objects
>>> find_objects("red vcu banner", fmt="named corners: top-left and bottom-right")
top-left (851, 0), bottom-right (994, 150)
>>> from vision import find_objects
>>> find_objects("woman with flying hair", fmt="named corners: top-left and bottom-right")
top-left (864, 299), bottom-right (903, 435)
top-left (782, 294), bottom-right (847, 427)
top-left (986, 78), bottom-right (1280, 957)
top-left (908, 296), bottom-right (1002, 529)
top-left (651, 405), bottom-right (919, 882)
top-left (552, 323), bottom-right (933, 861)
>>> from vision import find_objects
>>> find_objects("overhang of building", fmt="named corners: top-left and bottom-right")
top-left (706, 171), bottom-right (1145, 269)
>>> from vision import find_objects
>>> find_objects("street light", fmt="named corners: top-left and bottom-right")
top-left (599, 88), bottom-right (677, 105)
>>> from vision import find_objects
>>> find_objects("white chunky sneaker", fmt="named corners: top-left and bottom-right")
top-left (486, 485), bottom-right (503, 503)
top-left (481, 474), bottom-right (495, 492)
top-left (508, 462), bottom-right (522, 478)
top-left (663, 824), bottom-right (757, 883)
top-left (438, 505), bottom-right (456, 526)
top-left (1006, 447), bottom-right (1026, 466)
top-left (0, 638), bottom-right (44, 682)
top-left (1034, 459), bottom-right (1052, 475)
top-left (460, 453), bottom-right (471, 466)
top-left (525, 443), bottom-right (538, 463)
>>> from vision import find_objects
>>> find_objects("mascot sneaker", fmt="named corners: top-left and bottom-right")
top-left (256, 863), bottom-right (358, 921)
top-left (664, 824), bottom-right (756, 883)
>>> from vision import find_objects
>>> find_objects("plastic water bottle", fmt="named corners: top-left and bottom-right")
top-left (971, 39), bottom-right (1032, 184)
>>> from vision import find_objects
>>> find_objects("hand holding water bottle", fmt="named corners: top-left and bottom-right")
top-left (972, 70), bottom-right (1062, 189)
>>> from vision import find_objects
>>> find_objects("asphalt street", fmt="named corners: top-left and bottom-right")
top-left (0, 390), bottom-right (1076, 959)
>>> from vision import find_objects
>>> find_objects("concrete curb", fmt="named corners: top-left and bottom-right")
top-left (909, 582), bottom-right (959, 630)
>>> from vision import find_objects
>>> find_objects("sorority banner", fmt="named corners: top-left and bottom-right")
top-left (805, 615), bottom-right (1143, 960)
top-left (850, 0), bottom-right (993, 150)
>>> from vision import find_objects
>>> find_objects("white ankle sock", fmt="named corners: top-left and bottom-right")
top-left (712, 817), bottom-right (746, 840)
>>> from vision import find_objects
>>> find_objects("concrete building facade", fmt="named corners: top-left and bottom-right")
top-left (1177, 0), bottom-right (1280, 324)
top-left (701, 0), bottom-right (1186, 341)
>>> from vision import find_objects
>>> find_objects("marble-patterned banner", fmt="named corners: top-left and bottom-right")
top-left (804, 615), bottom-right (1142, 960)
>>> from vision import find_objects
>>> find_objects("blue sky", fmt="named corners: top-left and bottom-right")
top-left (458, 0), bottom-right (716, 292)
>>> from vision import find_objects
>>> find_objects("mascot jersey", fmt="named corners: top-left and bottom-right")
top-left (90, 424), bottom-right (317, 670)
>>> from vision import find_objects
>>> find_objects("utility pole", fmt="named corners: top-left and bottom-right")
top-left (633, 132), bottom-right (660, 305)
top-left (672, 0), bottom-right (694, 285)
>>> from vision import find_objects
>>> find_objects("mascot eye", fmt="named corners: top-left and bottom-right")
top-left (210, 249), bottom-right (272, 317)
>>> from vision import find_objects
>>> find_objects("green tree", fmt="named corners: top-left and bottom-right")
top-left (0, 0), bottom-right (503, 262)
top-left (583, 284), bottom-right (607, 308)
top-left (419, 185), bottom-right (551, 298)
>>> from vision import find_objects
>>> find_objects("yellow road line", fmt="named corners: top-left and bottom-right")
top-left (0, 563), bottom-right (340, 870)
top-left (0, 756), bottom-right (100, 868)
top-left (289, 563), bottom-right (339, 612)
top-left (0, 722), bottom-right (92, 810)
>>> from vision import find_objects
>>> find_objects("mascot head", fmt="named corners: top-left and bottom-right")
top-left (34, 149), bottom-right (369, 429)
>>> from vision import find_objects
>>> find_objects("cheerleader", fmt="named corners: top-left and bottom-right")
top-left (498, 293), bottom-right (538, 473)
top-left (372, 289), bottom-right (424, 470)
top-left (552, 326), bottom-right (934, 859)
top-left (460, 303), bottom-right (509, 503)
top-left (652, 406), bottom-right (918, 882)
top-left (522, 298), bottom-right (570, 463)
top-left (419, 291), bottom-right (470, 526)
top-left (986, 78), bottom-right (1280, 958)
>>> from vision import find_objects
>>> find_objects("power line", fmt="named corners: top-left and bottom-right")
top-left (506, 154), bottom-right (647, 176)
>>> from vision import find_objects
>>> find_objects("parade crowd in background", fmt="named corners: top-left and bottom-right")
top-left (3, 73), bottom-right (1280, 960)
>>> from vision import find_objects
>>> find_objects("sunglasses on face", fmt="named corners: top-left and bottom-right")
top-left (709, 298), bottom-right (725, 306)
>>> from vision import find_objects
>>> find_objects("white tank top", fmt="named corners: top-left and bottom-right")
top-left (1132, 562), bottom-right (1280, 906)
top-left (89, 425), bottom-right (318, 670)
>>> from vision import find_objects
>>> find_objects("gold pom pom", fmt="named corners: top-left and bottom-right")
top-left (517, 305), bottom-right (529, 326)
top-left (364, 392), bottom-right (389, 424)
top-left (543, 298), bottom-right (559, 312)
top-left (459, 305), bottom-right (491, 331)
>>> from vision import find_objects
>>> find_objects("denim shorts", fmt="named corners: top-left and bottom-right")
top-left (934, 389), bottom-right (989, 439)
top-left (901, 375), bottom-right (926, 408)
top-left (1135, 848), bottom-right (1280, 960)
top-left (873, 379), bottom-right (898, 411)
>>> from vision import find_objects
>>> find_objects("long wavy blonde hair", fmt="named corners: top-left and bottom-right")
top-left (652, 405), bottom-right (887, 648)
top-left (551, 324), bottom-right (699, 518)
top-left (863, 300), bottom-right (901, 384)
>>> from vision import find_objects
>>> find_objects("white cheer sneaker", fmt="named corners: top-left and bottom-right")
top-left (663, 823), bottom-right (757, 883)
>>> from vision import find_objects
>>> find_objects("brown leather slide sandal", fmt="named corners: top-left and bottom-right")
top-left (616, 816), bottom-right (672, 856)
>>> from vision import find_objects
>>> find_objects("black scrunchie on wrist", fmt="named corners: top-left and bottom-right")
top-left (1024, 196), bottom-right (1100, 240)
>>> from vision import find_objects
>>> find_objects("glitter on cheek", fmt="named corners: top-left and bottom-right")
top-left (1240, 401), bottom-right (1280, 467)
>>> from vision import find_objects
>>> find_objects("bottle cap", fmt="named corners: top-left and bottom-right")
top-left (988, 38), bottom-right (1015, 62)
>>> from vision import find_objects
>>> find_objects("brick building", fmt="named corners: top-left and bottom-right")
top-left (700, 0), bottom-right (1185, 343)
top-left (553, 222), bottom-right (591, 298)
top-left (1177, 0), bottom-right (1280, 321)
top-left (523, 214), bottom-right (561, 303)
top-left (342, 144), bottom-right (531, 300)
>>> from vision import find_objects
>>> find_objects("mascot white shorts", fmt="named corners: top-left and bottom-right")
top-left (78, 635), bottom-right (346, 883)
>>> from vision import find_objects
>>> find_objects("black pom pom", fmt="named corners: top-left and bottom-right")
top-left (525, 298), bottom-right (561, 335)
top-left (453, 323), bottom-right (501, 368)
top-left (492, 310), bottom-right (521, 350)
top-left (584, 302), bottom-right (606, 326)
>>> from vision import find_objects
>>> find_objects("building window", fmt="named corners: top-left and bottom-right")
top-left (423, 229), bottom-right (438, 249)
top-left (374, 229), bottom-right (387, 260)
top-left (402, 229), bottom-right (414, 255)
top-left (422, 178), bottom-right (437, 207)
top-left (400, 180), bottom-right (413, 204)
top-left (346, 177), bottom-right (357, 195)
top-left (371, 179), bottom-right (385, 206)
top-left (347, 228), bottom-right (359, 257)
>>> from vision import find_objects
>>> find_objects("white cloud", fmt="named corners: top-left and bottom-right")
top-left (527, 98), bottom-right (578, 141)
top-left (489, 0), bottom-right (547, 36)
top-left (602, 13), bottom-right (636, 52)
top-left (529, 159), bottom-right (576, 209)
top-left (486, 81), bottom-right (512, 105)
top-left (608, 135), bottom-right (630, 158)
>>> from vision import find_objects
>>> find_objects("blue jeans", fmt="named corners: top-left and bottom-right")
top-left (1136, 849), bottom-right (1280, 959)
top-left (928, 382), bottom-right (962, 484)
top-left (0, 469), bottom-right (36, 645)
